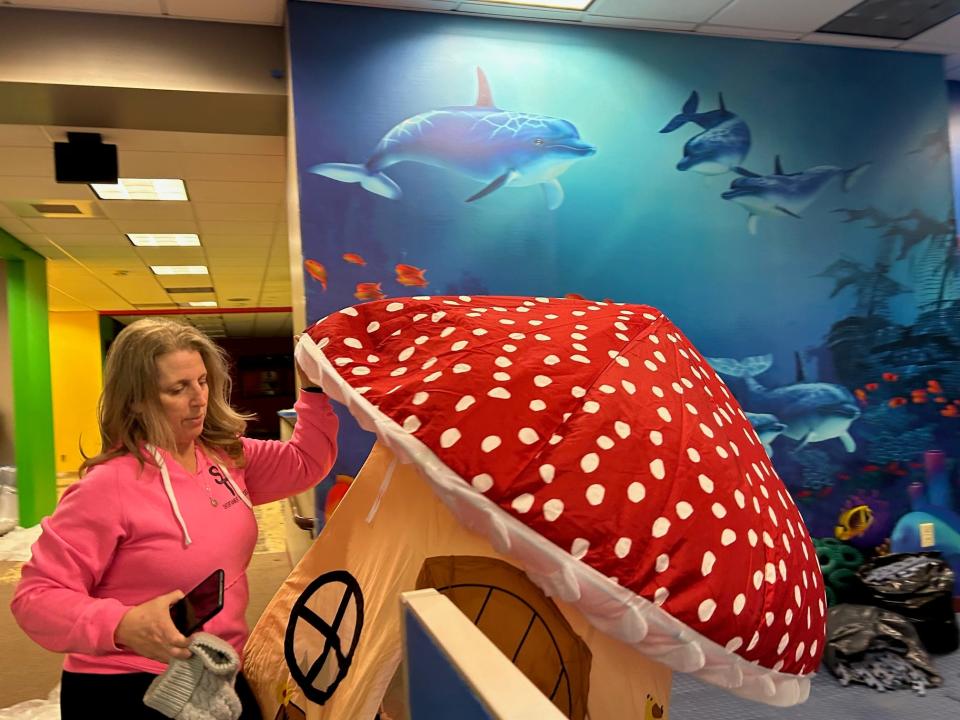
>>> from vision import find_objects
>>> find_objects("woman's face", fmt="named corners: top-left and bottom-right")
top-left (155, 349), bottom-right (209, 452)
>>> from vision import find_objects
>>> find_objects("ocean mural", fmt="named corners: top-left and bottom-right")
top-left (289, 0), bottom-right (960, 583)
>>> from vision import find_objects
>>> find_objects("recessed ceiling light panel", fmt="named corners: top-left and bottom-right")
top-left (150, 265), bottom-right (209, 275)
top-left (91, 178), bottom-right (188, 201)
top-left (818, 0), bottom-right (960, 41)
top-left (128, 233), bottom-right (201, 247)
top-left (186, 301), bottom-right (219, 307)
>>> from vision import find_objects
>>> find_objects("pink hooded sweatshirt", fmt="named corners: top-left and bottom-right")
top-left (12, 391), bottom-right (338, 675)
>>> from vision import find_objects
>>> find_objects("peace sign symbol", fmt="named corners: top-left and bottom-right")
top-left (284, 570), bottom-right (365, 705)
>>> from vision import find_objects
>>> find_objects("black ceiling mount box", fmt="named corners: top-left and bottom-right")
top-left (54, 132), bottom-right (118, 184)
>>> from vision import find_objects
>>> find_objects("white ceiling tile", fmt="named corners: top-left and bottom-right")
top-left (0, 125), bottom-right (53, 147)
top-left (193, 203), bottom-right (280, 222)
top-left (163, 0), bottom-right (283, 25)
top-left (174, 134), bottom-right (285, 156)
top-left (186, 181), bottom-right (284, 203)
top-left (174, 154), bottom-right (284, 183)
top-left (456, 3), bottom-right (582, 21)
top-left (583, 15), bottom-right (696, 31)
top-left (23, 218), bottom-right (118, 234)
top-left (135, 247), bottom-right (207, 264)
top-left (63, 245), bottom-right (140, 261)
top-left (0, 217), bottom-right (36, 236)
top-left (589, 0), bottom-right (730, 23)
top-left (697, 25), bottom-right (802, 40)
top-left (9, 0), bottom-right (162, 14)
top-left (44, 233), bottom-right (126, 248)
top-left (801, 32), bottom-right (902, 49)
top-left (111, 219), bottom-right (199, 234)
top-left (0, 177), bottom-right (96, 200)
top-left (98, 201), bottom-right (196, 221)
top-left (115, 151), bottom-right (190, 179)
top-left (0, 148), bottom-right (54, 177)
top-left (199, 220), bottom-right (276, 235)
top-left (908, 13), bottom-right (960, 48)
top-left (706, 0), bottom-right (861, 33)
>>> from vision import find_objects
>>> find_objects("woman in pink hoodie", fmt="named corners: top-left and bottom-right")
top-left (12, 318), bottom-right (339, 718)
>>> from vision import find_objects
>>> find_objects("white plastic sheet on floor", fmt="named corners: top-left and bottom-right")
top-left (0, 526), bottom-right (41, 562)
top-left (0, 686), bottom-right (59, 720)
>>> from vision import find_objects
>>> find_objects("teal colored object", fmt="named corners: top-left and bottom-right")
top-left (813, 537), bottom-right (864, 606)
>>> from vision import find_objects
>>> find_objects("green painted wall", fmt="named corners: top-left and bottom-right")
top-left (0, 229), bottom-right (55, 525)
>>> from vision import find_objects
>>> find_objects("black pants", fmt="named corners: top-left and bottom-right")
top-left (60, 669), bottom-right (262, 719)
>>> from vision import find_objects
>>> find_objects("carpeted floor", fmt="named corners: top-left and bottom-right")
top-left (671, 625), bottom-right (960, 720)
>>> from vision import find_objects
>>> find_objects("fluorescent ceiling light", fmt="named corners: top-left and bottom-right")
top-left (186, 301), bottom-right (218, 307)
top-left (128, 233), bottom-right (201, 247)
top-left (91, 178), bottom-right (188, 201)
top-left (150, 265), bottom-right (209, 275)
top-left (473, 0), bottom-right (593, 9)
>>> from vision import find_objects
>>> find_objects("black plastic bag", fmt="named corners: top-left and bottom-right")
top-left (856, 552), bottom-right (959, 654)
top-left (823, 604), bottom-right (942, 693)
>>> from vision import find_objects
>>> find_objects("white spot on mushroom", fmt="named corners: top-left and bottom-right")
top-left (765, 611), bottom-right (774, 626)
top-left (651, 386), bottom-right (665, 398)
top-left (778, 633), bottom-right (790, 655)
top-left (614, 537), bottom-right (632, 559)
top-left (431, 311), bottom-right (446, 323)
top-left (398, 347), bottom-right (415, 362)
top-left (765, 563), bottom-right (777, 584)
top-left (779, 559), bottom-right (788, 582)
top-left (386, 302), bottom-right (404, 312)
top-left (652, 517), bottom-right (670, 538)
top-left (402, 416), bottom-right (421, 432)
top-left (711, 503), bottom-right (727, 519)
top-left (686, 448), bottom-right (701, 463)
top-left (481, 436), bottom-right (501, 452)
top-left (596, 435), bottom-right (614, 450)
top-left (644, 360), bottom-right (658, 372)
top-left (785, 609), bottom-right (794, 625)
top-left (487, 387), bottom-right (511, 399)
top-left (343, 337), bottom-right (363, 349)
top-left (810, 640), bottom-right (818, 658)
top-left (543, 499), bottom-right (564, 521)
top-left (726, 637), bottom-right (743, 652)
top-left (493, 372), bottom-right (511, 382)
top-left (748, 529), bottom-right (758, 547)
top-left (676, 502), bottom-right (694, 519)
top-left (533, 375), bottom-right (553, 389)
top-left (701, 551), bottom-right (716, 576)
top-left (621, 379), bottom-right (637, 394)
top-left (795, 585), bottom-right (802, 607)
top-left (654, 587), bottom-right (669, 606)
top-left (389, 367), bottom-right (407, 377)
top-left (583, 401), bottom-right (601, 414)
top-left (650, 458), bottom-right (665, 480)
top-left (734, 489), bottom-right (746, 509)
top-left (747, 632), bottom-right (760, 652)
top-left (586, 483), bottom-right (607, 505)
top-left (472, 328), bottom-right (488, 336)
top-left (753, 570), bottom-right (763, 590)
top-left (628, 482), bottom-right (645, 503)
top-left (495, 356), bottom-right (512, 368)
top-left (581, 453), bottom-right (600, 473)
top-left (698, 474), bottom-right (714, 493)
top-left (549, 434), bottom-right (562, 445)
top-left (698, 599), bottom-right (717, 622)
top-left (367, 354), bottom-right (380, 364)
top-left (455, 395), bottom-right (475, 412)
top-left (615, 356), bottom-right (630, 368)
top-left (721, 529), bottom-right (737, 546)
top-left (654, 350), bottom-right (666, 363)
top-left (529, 399), bottom-right (547, 412)
top-left (544, 355), bottom-right (560, 365)
top-left (440, 428), bottom-right (461, 448)
top-left (518, 427), bottom-right (539, 445)
top-left (656, 554), bottom-right (669, 572)
top-left (716, 445), bottom-right (729, 459)
top-left (340, 307), bottom-right (359, 316)
top-left (423, 371), bottom-right (442, 383)
top-left (439, 327), bottom-right (456, 339)
top-left (451, 340), bottom-right (468, 351)
top-left (534, 333), bottom-right (551, 341)
top-left (412, 392), bottom-right (429, 406)
top-left (649, 430), bottom-right (663, 446)
top-left (571, 538), bottom-right (589, 560)
top-left (539, 464), bottom-right (555, 483)
top-left (452, 363), bottom-right (471, 374)
top-left (657, 407), bottom-right (672, 422)
top-left (351, 366), bottom-right (370, 376)
top-left (511, 493), bottom-right (534, 514)
top-left (571, 386), bottom-right (586, 398)
top-left (763, 531), bottom-right (774, 548)
top-left (733, 594), bottom-right (746, 615)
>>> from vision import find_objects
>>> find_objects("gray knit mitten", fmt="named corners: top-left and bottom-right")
top-left (143, 632), bottom-right (242, 720)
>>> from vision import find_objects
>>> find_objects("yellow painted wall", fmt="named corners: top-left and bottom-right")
top-left (49, 311), bottom-right (102, 474)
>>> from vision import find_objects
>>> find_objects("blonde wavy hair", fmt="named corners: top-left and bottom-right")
top-left (81, 318), bottom-right (253, 474)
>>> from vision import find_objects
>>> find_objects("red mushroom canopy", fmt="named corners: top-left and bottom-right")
top-left (299, 295), bottom-right (825, 705)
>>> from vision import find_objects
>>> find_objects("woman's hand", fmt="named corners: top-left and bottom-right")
top-left (114, 590), bottom-right (192, 664)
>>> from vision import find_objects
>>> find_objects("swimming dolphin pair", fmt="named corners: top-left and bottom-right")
top-left (708, 353), bottom-right (861, 453)
top-left (722, 156), bottom-right (871, 235)
top-left (309, 68), bottom-right (596, 210)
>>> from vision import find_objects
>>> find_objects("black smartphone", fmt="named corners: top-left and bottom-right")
top-left (170, 569), bottom-right (225, 636)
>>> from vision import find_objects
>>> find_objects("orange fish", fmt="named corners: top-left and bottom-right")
top-left (565, 292), bottom-right (587, 300)
top-left (888, 397), bottom-right (908, 408)
top-left (882, 372), bottom-right (899, 382)
top-left (395, 263), bottom-right (428, 287)
top-left (911, 390), bottom-right (928, 403)
top-left (940, 405), bottom-right (959, 417)
top-left (927, 380), bottom-right (943, 394)
top-left (935, 396), bottom-right (948, 404)
top-left (354, 282), bottom-right (385, 301)
top-left (854, 389), bottom-right (867, 403)
top-left (865, 383), bottom-right (879, 391)
top-left (342, 253), bottom-right (367, 266)
top-left (304, 259), bottom-right (327, 290)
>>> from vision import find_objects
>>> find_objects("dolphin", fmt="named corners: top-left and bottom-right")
top-left (744, 412), bottom-right (787, 459)
top-left (707, 353), bottom-right (861, 453)
top-left (722, 156), bottom-right (871, 234)
top-left (308, 68), bottom-right (596, 210)
top-left (659, 91), bottom-right (751, 175)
